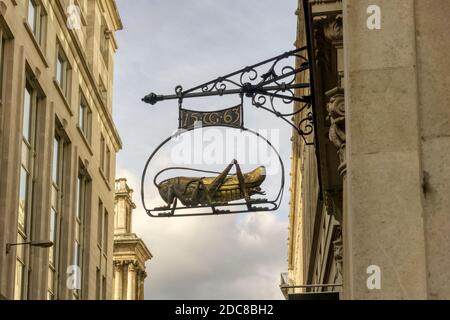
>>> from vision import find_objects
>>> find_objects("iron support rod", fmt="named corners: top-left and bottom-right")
top-left (183, 46), bottom-right (307, 95)
top-left (143, 83), bottom-right (310, 105)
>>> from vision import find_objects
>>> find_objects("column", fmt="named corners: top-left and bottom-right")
top-left (113, 261), bottom-right (123, 300)
top-left (343, 0), bottom-right (427, 299)
top-left (139, 271), bottom-right (146, 300)
top-left (126, 261), bottom-right (136, 300)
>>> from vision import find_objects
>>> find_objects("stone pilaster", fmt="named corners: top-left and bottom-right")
top-left (113, 261), bottom-right (123, 300)
top-left (126, 261), bottom-right (137, 300)
top-left (343, 0), bottom-right (427, 299)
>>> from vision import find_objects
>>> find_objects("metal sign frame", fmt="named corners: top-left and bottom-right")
top-left (141, 125), bottom-right (285, 218)
top-left (141, 47), bottom-right (314, 218)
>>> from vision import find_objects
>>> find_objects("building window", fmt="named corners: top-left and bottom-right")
top-left (97, 199), bottom-right (103, 247)
top-left (98, 200), bottom-right (108, 253)
top-left (73, 168), bottom-right (90, 300)
top-left (56, 45), bottom-right (70, 98)
top-left (27, 0), bottom-right (46, 46)
top-left (14, 235), bottom-right (25, 300)
top-left (15, 78), bottom-right (40, 300)
top-left (102, 210), bottom-right (108, 253)
top-left (48, 128), bottom-right (66, 300)
top-left (78, 93), bottom-right (91, 142)
top-left (100, 135), bottom-right (105, 169)
top-left (27, 0), bottom-right (36, 34)
top-left (105, 146), bottom-right (111, 181)
top-left (99, 135), bottom-right (111, 182)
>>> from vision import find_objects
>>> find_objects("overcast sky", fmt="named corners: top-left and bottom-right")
top-left (113, 0), bottom-right (299, 300)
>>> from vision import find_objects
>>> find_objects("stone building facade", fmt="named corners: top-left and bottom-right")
top-left (286, 0), bottom-right (450, 299)
top-left (113, 178), bottom-right (152, 300)
top-left (0, 0), bottom-right (122, 299)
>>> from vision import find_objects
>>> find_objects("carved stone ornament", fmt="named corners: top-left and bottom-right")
top-left (313, 14), bottom-right (343, 43)
top-left (324, 190), bottom-right (342, 223)
top-left (113, 260), bottom-right (124, 269)
top-left (326, 87), bottom-right (346, 176)
top-left (127, 261), bottom-right (137, 272)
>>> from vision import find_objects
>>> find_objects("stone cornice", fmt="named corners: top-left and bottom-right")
top-left (114, 236), bottom-right (153, 261)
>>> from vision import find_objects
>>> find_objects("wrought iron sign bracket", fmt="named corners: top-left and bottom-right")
top-left (142, 46), bottom-right (314, 144)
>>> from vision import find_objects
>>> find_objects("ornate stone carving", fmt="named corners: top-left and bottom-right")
top-left (326, 87), bottom-right (346, 176)
top-left (312, 13), bottom-right (343, 86)
top-left (324, 15), bottom-right (343, 43)
top-left (127, 260), bottom-right (138, 272)
top-left (312, 18), bottom-right (333, 73)
top-left (324, 189), bottom-right (342, 223)
top-left (113, 260), bottom-right (123, 270)
top-left (313, 14), bottom-right (343, 43)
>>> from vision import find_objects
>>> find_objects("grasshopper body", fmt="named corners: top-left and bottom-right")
top-left (157, 160), bottom-right (266, 209)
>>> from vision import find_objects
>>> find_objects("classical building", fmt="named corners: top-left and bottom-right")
top-left (0, 0), bottom-right (122, 299)
top-left (285, 0), bottom-right (450, 299)
top-left (113, 178), bottom-right (152, 300)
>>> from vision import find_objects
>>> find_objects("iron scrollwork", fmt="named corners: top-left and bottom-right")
top-left (143, 47), bottom-right (315, 144)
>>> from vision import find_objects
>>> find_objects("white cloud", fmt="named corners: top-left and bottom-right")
top-left (114, 0), bottom-right (298, 299)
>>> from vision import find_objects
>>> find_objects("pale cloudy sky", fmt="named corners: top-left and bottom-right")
top-left (113, 0), bottom-right (298, 299)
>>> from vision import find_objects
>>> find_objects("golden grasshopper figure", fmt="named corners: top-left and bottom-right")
top-left (157, 160), bottom-right (266, 214)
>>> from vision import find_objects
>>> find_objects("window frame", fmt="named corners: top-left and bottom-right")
top-left (100, 134), bottom-right (105, 173)
top-left (15, 74), bottom-right (40, 300)
top-left (97, 199), bottom-right (103, 248)
top-left (99, 134), bottom-right (111, 183)
top-left (105, 146), bottom-right (111, 181)
top-left (27, 0), bottom-right (47, 47)
top-left (78, 92), bottom-right (92, 142)
top-left (55, 43), bottom-right (71, 98)
top-left (102, 209), bottom-right (108, 254)
top-left (72, 168), bottom-right (89, 300)
top-left (47, 127), bottom-right (66, 300)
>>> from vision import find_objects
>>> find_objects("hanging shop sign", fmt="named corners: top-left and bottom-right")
top-left (141, 47), bottom-right (314, 218)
